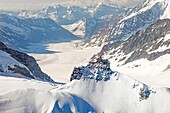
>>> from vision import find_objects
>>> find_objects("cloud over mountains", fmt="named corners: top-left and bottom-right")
top-left (0, 0), bottom-right (144, 10)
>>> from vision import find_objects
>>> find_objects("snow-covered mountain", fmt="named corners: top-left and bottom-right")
top-left (85, 0), bottom-right (169, 46)
top-left (0, 14), bottom-right (78, 50)
top-left (82, 0), bottom-right (170, 83)
top-left (18, 3), bottom-right (126, 25)
top-left (1, 59), bottom-right (170, 113)
top-left (0, 42), bottom-right (54, 82)
top-left (91, 19), bottom-right (170, 85)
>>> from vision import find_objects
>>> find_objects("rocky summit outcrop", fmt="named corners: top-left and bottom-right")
top-left (70, 58), bottom-right (115, 81)
top-left (93, 19), bottom-right (170, 65)
top-left (0, 42), bottom-right (54, 82)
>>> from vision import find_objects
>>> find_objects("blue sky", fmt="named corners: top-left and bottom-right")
top-left (0, 0), bottom-right (144, 11)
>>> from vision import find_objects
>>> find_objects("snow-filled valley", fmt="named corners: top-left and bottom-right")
top-left (28, 40), bottom-right (101, 83)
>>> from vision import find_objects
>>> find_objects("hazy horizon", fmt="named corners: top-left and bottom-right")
top-left (0, 0), bottom-right (144, 11)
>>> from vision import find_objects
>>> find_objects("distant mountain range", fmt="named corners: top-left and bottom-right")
top-left (0, 3), bottom-right (126, 38)
top-left (17, 3), bottom-right (126, 25)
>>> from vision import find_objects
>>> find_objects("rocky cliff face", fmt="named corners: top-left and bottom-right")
top-left (92, 19), bottom-right (170, 65)
top-left (0, 42), bottom-right (54, 82)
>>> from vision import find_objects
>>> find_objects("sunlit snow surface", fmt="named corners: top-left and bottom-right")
top-left (0, 71), bottom-right (170, 113)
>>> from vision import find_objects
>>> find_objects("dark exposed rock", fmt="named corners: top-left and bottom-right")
top-left (164, 65), bottom-right (170, 71)
top-left (122, 19), bottom-right (170, 55)
top-left (124, 50), bottom-right (148, 64)
top-left (93, 19), bottom-right (170, 65)
top-left (70, 58), bottom-right (114, 81)
top-left (0, 42), bottom-right (54, 82)
top-left (0, 65), bottom-right (3, 72)
top-left (7, 65), bottom-right (34, 79)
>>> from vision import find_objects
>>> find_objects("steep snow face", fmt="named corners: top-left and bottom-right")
top-left (122, 0), bottom-right (167, 21)
top-left (0, 14), bottom-right (78, 50)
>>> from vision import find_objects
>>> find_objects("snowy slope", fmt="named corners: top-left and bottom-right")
top-left (41, 59), bottom-right (170, 113)
top-left (109, 54), bottom-right (170, 87)
top-left (54, 60), bottom-right (170, 113)
top-left (1, 63), bottom-right (170, 113)
top-left (0, 76), bottom-right (56, 113)
top-left (61, 75), bottom-right (170, 113)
